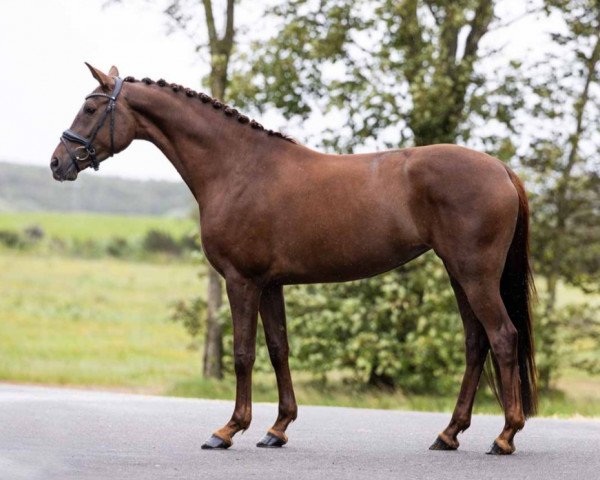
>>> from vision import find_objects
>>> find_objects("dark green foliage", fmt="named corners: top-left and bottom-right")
top-left (142, 229), bottom-right (183, 255)
top-left (171, 297), bottom-right (207, 350)
top-left (0, 230), bottom-right (24, 248)
top-left (564, 304), bottom-right (600, 375)
top-left (106, 237), bottom-right (131, 258)
top-left (229, 0), bottom-right (524, 153)
top-left (0, 226), bottom-right (197, 260)
top-left (517, 0), bottom-right (600, 387)
top-left (285, 254), bottom-right (465, 393)
top-left (0, 225), bottom-right (44, 250)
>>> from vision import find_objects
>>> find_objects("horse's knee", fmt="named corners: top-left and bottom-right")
top-left (267, 342), bottom-right (289, 368)
top-left (234, 351), bottom-right (256, 375)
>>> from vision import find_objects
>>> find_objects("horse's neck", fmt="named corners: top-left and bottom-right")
top-left (126, 84), bottom-right (259, 205)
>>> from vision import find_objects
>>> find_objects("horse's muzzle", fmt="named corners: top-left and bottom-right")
top-left (50, 157), bottom-right (77, 182)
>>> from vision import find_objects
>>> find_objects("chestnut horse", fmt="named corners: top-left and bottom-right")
top-left (50, 64), bottom-right (537, 455)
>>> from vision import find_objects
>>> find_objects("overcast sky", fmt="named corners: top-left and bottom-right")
top-left (0, 0), bottom-right (562, 181)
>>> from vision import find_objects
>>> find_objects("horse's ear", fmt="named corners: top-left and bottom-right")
top-left (84, 62), bottom-right (113, 90)
top-left (108, 65), bottom-right (119, 77)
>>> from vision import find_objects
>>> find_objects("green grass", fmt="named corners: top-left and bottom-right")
top-left (0, 211), bottom-right (195, 241)
top-left (167, 372), bottom-right (600, 418)
top-left (0, 251), bottom-right (204, 389)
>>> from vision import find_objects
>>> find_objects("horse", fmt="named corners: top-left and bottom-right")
top-left (50, 64), bottom-right (537, 455)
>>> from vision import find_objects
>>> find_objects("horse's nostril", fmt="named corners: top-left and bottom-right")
top-left (51, 157), bottom-right (59, 169)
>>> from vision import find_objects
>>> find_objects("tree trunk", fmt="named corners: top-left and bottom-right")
top-left (200, 0), bottom-right (235, 379)
top-left (203, 265), bottom-right (224, 379)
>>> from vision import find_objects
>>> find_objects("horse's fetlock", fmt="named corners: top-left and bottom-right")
top-left (279, 403), bottom-right (298, 421)
top-left (511, 415), bottom-right (525, 431)
top-left (450, 415), bottom-right (470, 433)
top-left (232, 412), bottom-right (252, 430)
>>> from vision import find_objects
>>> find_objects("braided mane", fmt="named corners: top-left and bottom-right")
top-left (123, 76), bottom-right (296, 144)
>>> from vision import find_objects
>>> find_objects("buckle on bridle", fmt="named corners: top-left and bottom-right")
top-left (74, 146), bottom-right (91, 161)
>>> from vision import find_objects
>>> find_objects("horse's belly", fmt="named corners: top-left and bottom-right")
top-left (275, 242), bottom-right (430, 284)
top-left (270, 208), bottom-right (428, 284)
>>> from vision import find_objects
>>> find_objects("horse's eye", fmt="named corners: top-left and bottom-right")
top-left (84, 106), bottom-right (96, 115)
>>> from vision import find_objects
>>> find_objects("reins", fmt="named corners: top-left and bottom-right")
top-left (61, 76), bottom-right (124, 172)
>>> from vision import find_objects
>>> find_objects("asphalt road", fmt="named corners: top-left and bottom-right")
top-left (1, 384), bottom-right (599, 480)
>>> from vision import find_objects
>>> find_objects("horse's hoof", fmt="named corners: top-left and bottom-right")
top-left (486, 440), bottom-right (514, 455)
top-left (429, 435), bottom-right (457, 451)
top-left (201, 434), bottom-right (231, 450)
top-left (256, 432), bottom-right (287, 448)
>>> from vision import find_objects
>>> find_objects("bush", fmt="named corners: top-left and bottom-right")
top-left (0, 230), bottom-right (23, 248)
top-left (105, 236), bottom-right (131, 258)
top-left (23, 224), bottom-right (44, 242)
top-left (171, 297), bottom-right (207, 350)
top-left (284, 253), bottom-right (465, 393)
top-left (142, 229), bottom-right (182, 255)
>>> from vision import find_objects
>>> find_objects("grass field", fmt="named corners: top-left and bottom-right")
top-left (0, 251), bottom-right (203, 389)
top-left (1, 248), bottom-right (600, 417)
top-left (0, 211), bottom-right (196, 241)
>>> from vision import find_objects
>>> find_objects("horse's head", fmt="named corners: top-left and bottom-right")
top-left (50, 63), bottom-right (136, 181)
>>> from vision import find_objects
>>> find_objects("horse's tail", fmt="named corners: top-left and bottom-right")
top-left (488, 167), bottom-right (538, 417)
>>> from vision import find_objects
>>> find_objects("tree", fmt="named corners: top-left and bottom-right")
top-left (165, 0), bottom-right (238, 379)
top-left (111, 0), bottom-right (240, 378)
top-left (229, 0), bottom-right (526, 155)
top-left (520, 0), bottom-right (600, 387)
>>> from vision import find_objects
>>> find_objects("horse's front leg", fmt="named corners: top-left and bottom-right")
top-left (202, 275), bottom-right (261, 449)
top-left (256, 284), bottom-right (297, 448)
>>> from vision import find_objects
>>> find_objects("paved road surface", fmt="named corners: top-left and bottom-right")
top-left (1, 384), bottom-right (598, 479)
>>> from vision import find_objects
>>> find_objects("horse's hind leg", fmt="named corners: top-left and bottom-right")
top-left (450, 263), bottom-right (525, 455)
top-left (430, 276), bottom-right (489, 451)
top-left (256, 284), bottom-right (298, 448)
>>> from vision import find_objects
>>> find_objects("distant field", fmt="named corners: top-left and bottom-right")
top-left (0, 211), bottom-right (196, 240)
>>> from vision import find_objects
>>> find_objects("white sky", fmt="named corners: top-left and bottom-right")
top-left (0, 0), bottom-right (562, 181)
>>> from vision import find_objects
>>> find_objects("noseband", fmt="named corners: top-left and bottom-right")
top-left (61, 77), bottom-right (124, 172)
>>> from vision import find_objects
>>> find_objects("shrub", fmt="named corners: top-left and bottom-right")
top-left (105, 236), bottom-right (131, 258)
top-left (284, 253), bottom-right (465, 393)
top-left (142, 229), bottom-right (182, 255)
top-left (0, 230), bottom-right (23, 248)
top-left (171, 297), bottom-right (207, 350)
top-left (23, 224), bottom-right (44, 242)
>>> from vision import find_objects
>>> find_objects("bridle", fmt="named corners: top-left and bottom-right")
top-left (61, 76), bottom-right (124, 172)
